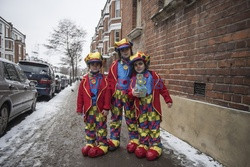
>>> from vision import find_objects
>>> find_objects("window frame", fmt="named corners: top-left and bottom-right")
top-left (114, 30), bottom-right (120, 42)
top-left (115, 0), bottom-right (121, 18)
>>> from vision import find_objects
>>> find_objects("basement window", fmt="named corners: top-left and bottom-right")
top-left (194, 82), bottom-right (206, 96)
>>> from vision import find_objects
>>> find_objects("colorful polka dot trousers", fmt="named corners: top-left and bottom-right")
top-left (110, 89), bottom-right (139, 141)
top-left (85, 106), bottom-right (108, 146)
top-left (138, 94), bottom-right (161, 147)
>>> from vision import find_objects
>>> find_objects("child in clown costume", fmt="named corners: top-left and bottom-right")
top-left (128, 52), bottom-right (173, 161)
top-left (77, 52), bottom-right (110, 158)
top-left (106, 38), bottom-right (139, 153)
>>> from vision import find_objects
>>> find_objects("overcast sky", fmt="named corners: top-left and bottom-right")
top-left (0, 0), bottom-right (106, 68)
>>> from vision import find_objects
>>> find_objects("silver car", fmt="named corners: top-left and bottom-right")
top-left (0, 58), bottom-right (37, 136)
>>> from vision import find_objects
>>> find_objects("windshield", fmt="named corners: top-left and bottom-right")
top-left (19, 63), bottom-right (50, 75)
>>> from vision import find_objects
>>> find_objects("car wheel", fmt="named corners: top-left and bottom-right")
top-left (0, 104), bottom-right (9, 137)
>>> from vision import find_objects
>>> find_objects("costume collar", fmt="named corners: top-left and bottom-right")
top-left (137, 70), bottom-right (149, 78)
top-left (120, 58), bottom-right (130, 65)
top-left (88, 71), bottom-right (101, 78)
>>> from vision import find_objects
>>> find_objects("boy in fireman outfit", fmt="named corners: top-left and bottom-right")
top-left (128, 52), bottom-right (173, 161)
top-left (106, 38), bottom-right (139, 153)
top-left (77, 52), bottom-right (110, 158)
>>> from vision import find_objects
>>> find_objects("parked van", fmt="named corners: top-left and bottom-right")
top-left (18, 60), bottom-right (55, 100)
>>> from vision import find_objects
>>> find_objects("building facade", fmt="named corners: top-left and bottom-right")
top-left (91, 1), bottom-right (250, 166)
top-left (91, 0), bottom-right (122, 74)
top-left (0, 17), bottom-right (26, 63)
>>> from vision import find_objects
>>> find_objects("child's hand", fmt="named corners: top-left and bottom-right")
top-left (167, 103), bottom-right (172, 108)
top-left (132, 88), bottom-right (140, 97)
top-left (102, 110), bottom-right (109, 116)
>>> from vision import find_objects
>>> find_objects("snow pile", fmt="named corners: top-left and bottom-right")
top-left (161, 129), bottom-right (223, 167)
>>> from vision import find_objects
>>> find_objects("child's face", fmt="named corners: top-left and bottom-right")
top-left (134, 60), bottom-right (145, 73)
top-left (89, 62), bottom-right (101, 73)
top-left (120, 47), bottom-right (131, 59)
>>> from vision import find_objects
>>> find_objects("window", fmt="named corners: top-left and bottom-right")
top-left (50, 67), bottom-right (54, 78)
top-left (114, 30), bottom-right (120, 42)
top-left (115, 0), bottom-right (120, 17)
top-left (0, 23), bottom-right (2, 34)
top-left (132, 0), bottom-right (142, 28)
top-left (136, 0), bottom-right (142, 27)
top-left (19, 45), bottom-right (21, 54)
top-left (16, 65), bottom-right (27, 82)
top-left (5, 40), bottom-right (9, 49)
top-left (3, 62), bottom-right (20, 81)
top-left (5, 40), bottom-right (13, 50)
top-left (128, 0), bottom-right (143, 39)
top-left (5, 26), bottom-right (10, 38)
top-left (5, 54), bottom-right (13, 62)
top-left (103, 42), bottom-right (106, 54)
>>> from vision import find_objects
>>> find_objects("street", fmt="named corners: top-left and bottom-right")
top-left (0, 82), bottom-right (222, 167)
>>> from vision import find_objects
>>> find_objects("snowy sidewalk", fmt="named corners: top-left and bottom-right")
top-left (0, 82), bottom-right (223, 167)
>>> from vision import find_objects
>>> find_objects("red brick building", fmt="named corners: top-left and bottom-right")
top-left (91, 0), bottom-right (122, 74)
top-left (121, 0), bottom-right (250, 112)
top-left (0, 17), bottom-right (26, 63)
top-left (91, 1), bottom-right (250, 166)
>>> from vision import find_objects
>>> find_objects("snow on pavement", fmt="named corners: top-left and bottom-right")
top-left (161, 130), bottom-right (223, 167)
top-left (0, 83), bottom-right (77, 165)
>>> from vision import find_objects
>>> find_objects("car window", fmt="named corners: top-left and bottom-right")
top-left (3, 62), bottom-right (20, 81)
top-left (19, 63), bottom-right (50, 75)
top-left (16, 65), bottom-right (28, 82)
top-left (50, 67), bottom-right (54, 79)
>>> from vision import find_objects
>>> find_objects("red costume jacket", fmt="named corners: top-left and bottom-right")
top-left (105, 60), bottom-right (119, 100)
top-left (77, 73), bottom-right (110, 118)
top-left (128, 71), bottom-right (173, 120)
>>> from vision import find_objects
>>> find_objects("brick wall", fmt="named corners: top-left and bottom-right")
top-left (121, 0), bottom-right (135, 38)
top-left (110, 1), bottom-right (115, 19)
top-left (140, 0), bottom-right (250, 111)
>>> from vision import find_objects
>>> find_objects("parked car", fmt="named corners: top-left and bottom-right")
top-left (61, 75), bottom-right (69, 89)
top-left (54, 73), bottom-right (62, 93)
top-left (18, 60), bottom-right (56, 100)
top-left (56, 73), bottom-right (69, 90)
top-left (0, 58), bottom-right (37, 136)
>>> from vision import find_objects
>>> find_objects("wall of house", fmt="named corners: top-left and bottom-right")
top-left (121, 0), bottom-right (134, 37)
top-left (142, 0), bottom-right (250, 111)
top-left (120, 0), bottom-right (250, 166)
top-left (160, 95), bottom-right (250, 167)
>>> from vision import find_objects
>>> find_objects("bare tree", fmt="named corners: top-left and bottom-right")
top-left (45, 19), bottom-right (86, 81)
